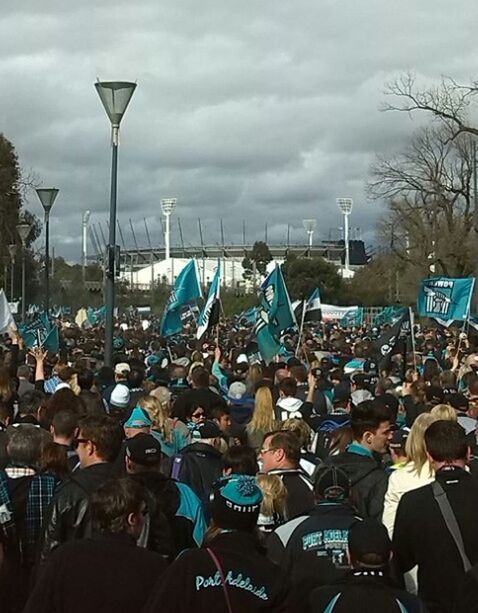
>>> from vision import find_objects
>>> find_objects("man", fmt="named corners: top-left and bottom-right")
top-left (267, 465), bottom-right (359, 598)
top-left (126, 433), bottom-right (206, 555)
top-left (39, 415), bottom-right (123, 563)
top-left (172, 367), bottom-right (222, 422)
top-left (388, 428), bottom-right (408, 471)
top-left (310, 519), bottom-right (424, 612)
top-left (0, 400), bottom-right (13, 469)
top-left (24, 478), bottom-right (167, 613)
top-left (51, 409), bottom-right (79, 470)
top-left (260, 430), bottom-right (314, 519)
top-left (394, 420), bottom-right (478, 612)
top-left (171, 420), bottom-right (224, 500)
top-left (16, 364), bottom-right (34, 398)
top-left (108, 383), bottom-right (131, 422)
top-left (275, 376), bottom-right (314, 422)
top-left (329, 400), bottom-right (392, 519)
top-left (127, 367), bottom-right (146, 410)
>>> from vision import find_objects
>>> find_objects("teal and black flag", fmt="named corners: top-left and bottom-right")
top-left (197, 262), bottom-right (221, 342)
top-left (418, 277), bottom-right (475, 321)
top-left (161, 259), bottom-right (202, 337)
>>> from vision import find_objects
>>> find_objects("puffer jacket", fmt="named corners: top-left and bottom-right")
top-left (38, 462), bottom-right (116, 564)
top-left (328, 446), bottom-right (389, 520)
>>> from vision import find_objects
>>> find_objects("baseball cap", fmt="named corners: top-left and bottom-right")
top-left (191, 420), bottom-right (222, 440)
top-left (348, 519), bottom-right (391, 567)
top-left (425, 385), bottom-right (444, 405)
top-left (389, 429), bottom-right (409, 450)
top-left (448, 393), bottom-right (469, 412)
top-left (228, 381), bottom-right (247, 401)
top-left (109, 384), bottom-right (131, 409)
top-left (124, 407), bottom-right (153, 429)
top-left (126, 433), bottom-right (162, 466)
top-left (314, 465), bottom-right (350, 500)
top-left (114, 362), bottom-right (131, 375)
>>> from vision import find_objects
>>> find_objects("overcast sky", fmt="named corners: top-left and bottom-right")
top-left (1, 0), bottom-right (477, 261)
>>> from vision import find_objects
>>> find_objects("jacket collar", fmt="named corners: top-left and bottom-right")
top-left (347, 441), bottom-right (374, 458)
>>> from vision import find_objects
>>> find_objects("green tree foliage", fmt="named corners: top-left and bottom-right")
top-left (281, 254), bottom-right (342, 302)
top-left (250, 241), bottom-right (273, 276)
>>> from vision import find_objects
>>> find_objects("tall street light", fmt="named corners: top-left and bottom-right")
top-left (8, 244), bottom-right (17, 301)
top-left (336, 198), bottom-right (353, 276)
top-left (95, 80), bottom-right (136, 366)
top-left (36, 188), bottom-right (59, 313)
top-left (302, 219), bottom-right (317, 252)
top-left (82, 210), bottom-right (91, 283)
top-left (16, 223), bottom-right (31, 322)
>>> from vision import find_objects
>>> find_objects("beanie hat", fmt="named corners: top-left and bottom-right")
top-left (191, 420), bottom-right (222, 441)
top-left (109, 384), bottom-right (131, 409)
top-left (124, 407), bottom-right (152, 429)
top-left (126, 433), bottom-right (161, 466)
top-left (210, 475), bottom-right (263, 531)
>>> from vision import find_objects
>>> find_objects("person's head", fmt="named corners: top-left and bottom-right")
top-left (279, 377), bottom-right (298, 399)
top-left (185, 403), bottom-right (206, 425)
top-left (259, 430), bottom-right (301, 472)
top-left (211, 403), bottom-right (232, 434)
top-left (281, 417), bottom-right (312, 450)
top-left (77, 368), bottom-right (94, 391)
top-left (314, 465), bottom-right (350, 502)
top-left (91, 477), bottom-right (147, 540)
top-left (209, 474), bottom-right (263, 532)
top-left (0, 400), bottom-right (13, 427)
top-left (256, 473), bottom-right (288, 521)
top-left (348, 519), bottom-right (392, 569)
top-left (191, 420), bottom-right (226, 451)
top-left (247, 364), bottom-right (263, 387)
top-left (223, 445), bottom-right (258, 476)
top-left (447, 393), bottom-right (470, 415)
top-left (41, 388), bottom-right (81, 429)
top-left (6, 424), bottom-right (51, 468)
top-left (430, 403), bottom-right (458, 422)
top-left (405, 412), bottom-right (438, 476)
top-left (139, 395), bottom-right (172, 441)
top-left (75, 415), bottom-right (123, 468)
top-left (288, 364), bottom-right (307, 384)
top-left (16, 364), bottom-right (31, 380)
top-left (425, 420), bottom-right (469, 471)
top-left (40, 441), bottom-right (69, 477)
top-left (51, 409), bottom-right (79, 444)
top-left (125, 432), bottom-right (162, 474)
top-left (128, 368), bottom-right (145, 389)
top-left (190, 367), bottom-right (209, 390)
top-left (123, 407), bottom-right (153, 439)
top-left (114, 362), bottom-right (130, 382)
top-left (388, 429), bottom-right (408, 465)
top-left (248, 386), bottom-right (275, 434)
top-left (350, 400), bottom-right (392, 454)
top-left (108, 383), bottom-right (131, 421)
top-left (16, 390), bottom-right (45, 424)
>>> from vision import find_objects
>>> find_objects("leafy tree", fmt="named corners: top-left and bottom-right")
top-left (281, 254), bottom-right (342, 302)
top-left (250, 241), bottom-right (273, 276)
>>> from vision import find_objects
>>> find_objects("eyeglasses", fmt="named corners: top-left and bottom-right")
top-left (259, 447), bottom-right (277, 455)
top-left (73, 438), bottom-right (91, 449)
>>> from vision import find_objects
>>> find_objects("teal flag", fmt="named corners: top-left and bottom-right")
top-left (255, 264), bottom-right (296, 363)
top-left (87, 305), bottom-right (107, 325)
top-left (418, 276), bottom-right (475, 321)
top-left (161, 259), bottom-right (203, 337)
top-left (19, 312), bottom-right (60, 353)
top-left (374, 305), bottom-right (407, 327)
top-left (340, 306), bottom-right (364, 327)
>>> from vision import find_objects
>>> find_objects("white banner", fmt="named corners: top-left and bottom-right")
top-left (320, 303), bottom-right (360, 321)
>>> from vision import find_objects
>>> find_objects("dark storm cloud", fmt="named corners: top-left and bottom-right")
top-left (0, 0), bottom-right (476, 259)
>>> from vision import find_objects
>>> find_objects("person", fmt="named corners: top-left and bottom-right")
top-left (259, 430), bottom-right (314, 519)
top-left (127, 367), bottom-right (146, 410)
top-left (172, 366), bottom-right (222, 422)
top-left (0, 400), bottom-right (13, 469)
top-left (245, 385), bottom-right (277, 452)
top-left (329, 400), bottom-right (392, 519)
top-left (125, 433), bottom-right (206, 555)
top-left (281, 417), bottom-right (321, 477)
top-left (51, 408), bottom-right (80, 470)
top-left (38, 414), bottom-right (123, 564)
top-left (222, 444), bottom-right (258, 476)
top-left (393, 420), bottom-right (478, 612)
top-left (387, 428), bottom-right (409, 471)
top-left (267, 465), bottom-right (359, 598)
top-left (23, 478), bottom-right (167, 613)
top-left (144, 474), bottom-right (292, 613)
top-left (309, 519), bottom-right (425, 612)
top-left (0, 424), bottom-right (57, 613)
top-left (256, 473), bottom-right (288, 536)
top-left (171, 419), bottom-right (225, 500)
top-left (275, 375), bottom-right (314, 422)
top-left (16, 364), bottom-right (34, 399)
top-left (108, 383), bottom-right (131, 421)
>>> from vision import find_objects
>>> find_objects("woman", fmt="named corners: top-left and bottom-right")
top-left (144, 475), bottom-right (291, 613)
top-left (256, 473), bottom-right (288, 537)
top-left (245, 364), bottom-right (263, 395)
top-left (245, 386), bottom-right (277, 452)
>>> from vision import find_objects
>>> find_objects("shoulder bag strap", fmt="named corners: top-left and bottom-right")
top-left (432, 480), bottom-right (472, 572)
top-left (207, 547), bottom-right (233, 613)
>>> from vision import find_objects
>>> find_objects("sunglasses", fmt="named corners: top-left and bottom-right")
top-left (73, 437), bottom-right (92, 449)
top-left (192, 411), bottom-right (205, 418)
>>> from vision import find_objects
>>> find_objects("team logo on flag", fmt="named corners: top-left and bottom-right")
top-left (418, 276), bottom-right (475, 321)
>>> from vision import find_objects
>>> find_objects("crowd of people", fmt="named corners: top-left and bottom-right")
top-left (1, 312), bottom-right (478, 612)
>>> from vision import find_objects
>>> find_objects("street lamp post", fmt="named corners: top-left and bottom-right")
top-left (336, 198), bottom-right (353, 275)
top-left (95, 80), bottom-right (136, 366)
top-left (161, 198), bottom-right (177, 284)
top-left (36, 188), bottom-right (59, 313)
top-left (8, 244), bottom-right (17, 301)
top-left (82, 210), bottom-right (91, 284)
top-left (302, 219), bottom-right (317, 253)
top-left (16, 223), bottom-right (31, 322)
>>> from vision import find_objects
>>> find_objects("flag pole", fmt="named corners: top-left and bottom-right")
top-left (295, 299), bottom-right (307, 357)
top-left (409, 307), bottom-right (417, 372)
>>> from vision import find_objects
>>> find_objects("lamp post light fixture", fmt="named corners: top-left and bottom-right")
top-left (16, 223), bottom-right (31, 322)
top-left (336, 198), bottom-right (353, 275)
top-left (302, 219), bottom-right (317, 251)
top-left (161, 198), bottom-right (177, 262)
top-left (95, 79), bottom-right (136, 366)
top-left (36, 188), bottom-right (59, 313)
top-left (82, 210), bottom-right (91, 283)
top-left (8, 244), bottom-right (17, 301)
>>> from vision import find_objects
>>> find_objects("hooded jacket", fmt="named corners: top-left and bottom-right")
top-left (171, 442), bottom-right (223, 500)
top-left (275, 397), bottom-right (313, 422)
top-left (143, 531), bottom-right (292, 613)
top-left (328, 444), bottom-right (389, 520)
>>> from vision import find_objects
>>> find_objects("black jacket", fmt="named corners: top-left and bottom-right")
top-left (267, 468), bottom-right (315, 519)
top-left (267, 502), bottom-right (359, 596)
top-left (394, 466), bottom-right (478, 613)
top-left (171, 442), bottom-right (223, 500)
top-left (24, 534), bottom-right (167, 613)
top-left (328, 448), bottom-right (388, 520)
top-left (38, 462), bottom-right (116, 564)
top-left (143, 531), bottom-right (292, 613)
top-left (309, 570), bottom-right (425, 612)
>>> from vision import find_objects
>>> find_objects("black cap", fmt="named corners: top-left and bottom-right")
top-left (192, 420), bottom-right (222, 440)
top-left (425, 385), bottom-right (444, 405)
top-left (448, 393), bottom-right (469, 412)
top-left (333, 384), bottom-right (350, 404)
top-left (314, 465), bottom-right (350, 500)
top-left (389, 429), bottom-right (408, 450)
top-left (348, 519), bottom-right (391, 567)
top-left (126, 433), bottom-right (162, 466)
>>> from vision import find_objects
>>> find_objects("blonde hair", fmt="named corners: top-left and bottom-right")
top-left (281, 417), bottom-right (312, 449)
top-left (247, 387), bottom-right (275, 434)
top-left (139, 395), bottom-right (173, 443)
top-left (256, 473), bottom-right (288, 519)
top-left (247, 364), bottom-right (263, 387)
top-left (430, 404), bottom-right (458, 422)
top-left (405, 413), bottom-right (438, 477)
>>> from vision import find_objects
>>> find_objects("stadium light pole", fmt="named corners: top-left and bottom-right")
top-left (161, 198), bottom-right (177, 262)
top-left (336, 198), bottom-right (353, 275)
top-left (95, 80), bottom-right (136, 366)
top-left (16, 223), bottom-right (31, 322)
top-left (36, 187), bottom-right (59, 313)
top-left (302, 219), bottom-right (317, 253)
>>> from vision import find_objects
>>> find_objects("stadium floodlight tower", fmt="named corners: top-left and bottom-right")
top-left (302, 219), bottom-right (317, 250)
top-left (95, 79), bottom-right (136, 367)
top-left (161, 198), bottom-right (177, 261)
top-left (336, 198), bottom-right (353, 274)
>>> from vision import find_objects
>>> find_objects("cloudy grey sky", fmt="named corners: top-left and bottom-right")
top-left (1, 0), bottom-right (477, 261)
